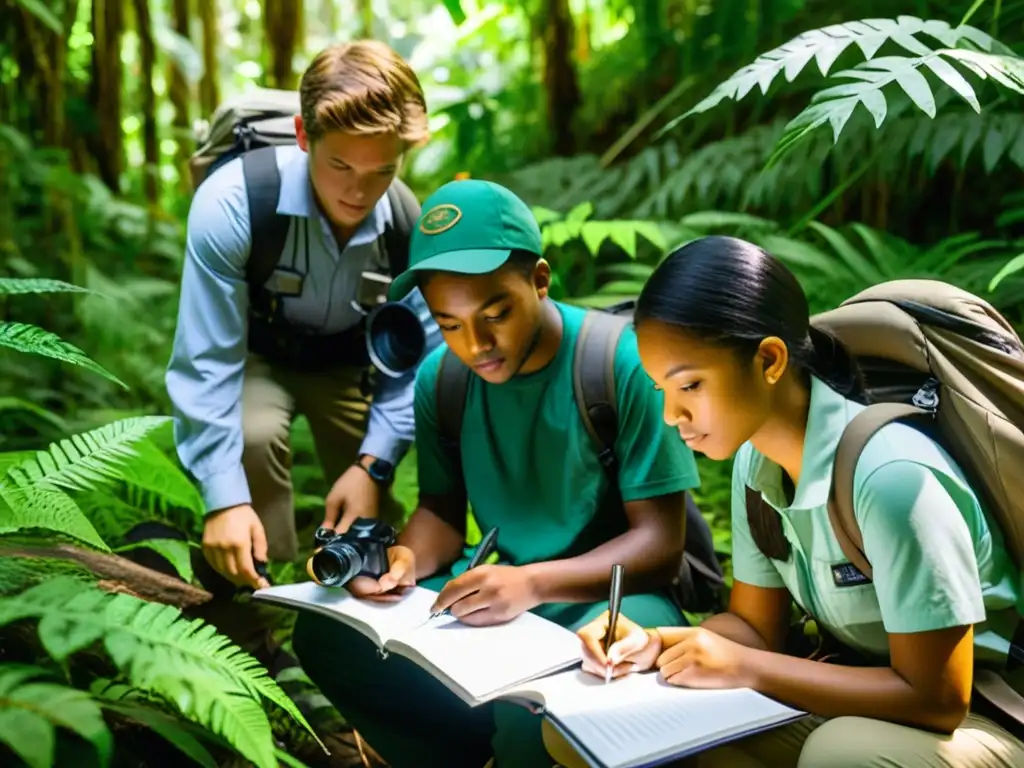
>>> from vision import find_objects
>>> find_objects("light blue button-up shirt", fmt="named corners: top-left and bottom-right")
top-left (166, 144), bottom-right (441, 514)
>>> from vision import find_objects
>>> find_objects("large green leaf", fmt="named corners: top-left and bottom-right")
top-left (0, 322), bottom-right (126, 389)
top-left (0, 664), bottom-right (112, 768)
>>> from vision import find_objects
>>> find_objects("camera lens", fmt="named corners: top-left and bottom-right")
top-left (367, 303), bottom-right (425, 378)
top-left (310, 542), bottom-right (363, 587)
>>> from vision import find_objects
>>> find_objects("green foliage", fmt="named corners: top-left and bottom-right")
top-left (0, 664), bottom-right (112, 768)
top-left (0, 322), bottom-right (127, 390)
top-left (0, 578), bottom-right (323, 768)
top-left (673, 15), bottom-right (1024, 167)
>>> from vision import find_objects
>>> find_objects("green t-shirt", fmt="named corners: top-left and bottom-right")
top-left (413, 300), bottom-right (701, 568)
top-left (731, 375), bottom-right (1022, 667)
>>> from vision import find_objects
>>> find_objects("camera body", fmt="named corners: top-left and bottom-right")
top-left (306, 518), bottom-right (397, 588)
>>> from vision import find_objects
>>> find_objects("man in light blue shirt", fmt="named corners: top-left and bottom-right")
top-left (166, 41), bottom-right (441, 591)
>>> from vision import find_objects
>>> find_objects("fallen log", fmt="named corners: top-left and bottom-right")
top-left (0, 542), bottom-right (213, 608)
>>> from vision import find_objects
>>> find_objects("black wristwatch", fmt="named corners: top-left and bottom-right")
top-left (357, 456), bottom-right (394, 485)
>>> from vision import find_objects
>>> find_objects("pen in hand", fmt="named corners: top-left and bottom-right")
top-left (429, 526), bottom-right (500, 620)
top-left (604, 563), bottom-right (624, 684)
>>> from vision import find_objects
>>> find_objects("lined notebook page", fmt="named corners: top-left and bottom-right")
top-left (517, 670), bottom-right (803, 768)
top-left (253, 582), bottom-right (440, 645)
top-left (391, 610), bottom-right (583, 702)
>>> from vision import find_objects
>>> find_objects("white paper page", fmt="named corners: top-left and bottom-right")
top-left (252, 581), bottom-right (440, 645)
top-left (516, 670), bottom-right (803, 768)
top-left (390, 610), bottom-right (583, 702)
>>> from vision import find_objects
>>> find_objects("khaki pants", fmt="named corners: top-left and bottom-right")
top-left (241, 354), bottom-right (406, 562)
top-left (543, 710), bottom-right (1024, 768)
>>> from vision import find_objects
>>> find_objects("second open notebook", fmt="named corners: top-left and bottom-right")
top-left (252, 581), bottom-right (583, 706)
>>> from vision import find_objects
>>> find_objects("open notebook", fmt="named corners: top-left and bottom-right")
top-left (255, 582), bottom-right (805, 766)
top-left (502, 669), bottom-right (806, 768)
top-left (251, 581), bottom-right (582, 706)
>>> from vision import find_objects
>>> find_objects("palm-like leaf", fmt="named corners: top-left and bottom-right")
top-left (0, 322), bottom-right (126, 389)
top-left (0, 578), bottom-right (325, 768)
top-left (769, 49), bottom-right (1024, 166)
top-left (0, 278), bottom-right (92, 296)
top-left (2, 416), bottom-right (170, 496)
top-left (0, 663), bottom-right (113, 768)
top-left (674, 16), bottom-right (1007, 126)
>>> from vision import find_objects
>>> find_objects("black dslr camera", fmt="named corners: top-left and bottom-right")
top-left (306, 518), bottom-right (397, 588)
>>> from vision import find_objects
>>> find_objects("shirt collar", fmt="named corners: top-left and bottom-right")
top-left (276, 146), bottom-right (391, 246)
top-left (749, 375), bottom-right (853, 511)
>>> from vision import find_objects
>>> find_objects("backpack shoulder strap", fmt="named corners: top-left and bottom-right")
top-left (241, 146), bottom-right (290, 294)
top-left (573, 311), bottom-right (630, 475)
top-left (435, 348), bottom-right (472, 463)
top-left (828, 401), bottom-right (931, 581)
top-left (746, 486), bottom-right (791, 561)
top-left (381, 179), bottom-right (421, 277)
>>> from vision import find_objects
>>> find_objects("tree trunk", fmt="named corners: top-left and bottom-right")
top-left (88, 0), bottom-right (125, 192)
top-left (168, 0), bottom-right (193, 194)
top-left (199, 0), bottom-right (220, 114)
top-left (544, 0), bottom-right (581, 156)
top-left (359, 0), bottom-right (374, 38)
top-left (263, 0), bottom-right (304, 90)
top-left (131, 0), bottom-right (159, 204)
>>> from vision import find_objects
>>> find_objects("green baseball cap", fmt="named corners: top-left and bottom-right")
top-left (388, 179), bottom-right (543, 301)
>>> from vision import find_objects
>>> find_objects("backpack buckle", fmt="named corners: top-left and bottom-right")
top-left (597, 447), bottom-right (617, 470)
top-left (912, 378), bottom-right (940, 412)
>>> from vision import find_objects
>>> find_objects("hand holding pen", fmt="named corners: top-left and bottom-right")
top-left (576, 565), bottom-right (663, 681)
top-left (427, 527), bottom-right (540, 626)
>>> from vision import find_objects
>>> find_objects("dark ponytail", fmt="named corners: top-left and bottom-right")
top-left (635, 236), bottom-right (862, 398)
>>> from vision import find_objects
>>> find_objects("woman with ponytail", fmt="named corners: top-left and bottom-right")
top-left (560, 236), bottom-right (1024, 767)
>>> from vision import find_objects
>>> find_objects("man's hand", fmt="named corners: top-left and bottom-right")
top-left (430, 564), bottom-right (539, 626)
top-left (202, 504), bottom-right (270, 590)
top-left (345, 545), bottom-right (416, 602)
top-left (322, 460), bottom-right (381, 534)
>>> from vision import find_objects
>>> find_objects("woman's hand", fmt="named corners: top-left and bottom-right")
top-left (656, 626), bottom-right (757, 689)
top-left (577, 611), bottom-right (663, 680)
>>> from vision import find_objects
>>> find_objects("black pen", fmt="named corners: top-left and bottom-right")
top-left (604, 563), bottom-right (624, 684)
top-left (429, 526), bottom-right (500, 620)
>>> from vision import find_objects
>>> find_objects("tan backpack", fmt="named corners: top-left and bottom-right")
top-left (748, 279), bottom-right (1024, 729)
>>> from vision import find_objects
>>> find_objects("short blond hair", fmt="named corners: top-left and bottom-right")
top-left (299, 40), bottom-right (429, 147)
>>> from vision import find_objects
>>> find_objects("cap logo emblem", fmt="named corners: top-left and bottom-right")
top-left (419, 204), bottom-right (462, 235)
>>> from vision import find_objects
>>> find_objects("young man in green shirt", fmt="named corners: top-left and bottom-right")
top-left (291, 179), bottom-right (701, 767)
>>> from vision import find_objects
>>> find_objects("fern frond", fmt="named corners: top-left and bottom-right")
top-left (0, 322), bottom-right (126, 389)
top-left (2, 416), bottom-right (171, 496)
top-left (0, 278), bottom-right (92, 296)
top-left (674, 16), bottom-right (1007, 126)
top-left (0, 578), bottom-right (324, 767)
top-left (0, 485), bottom-right (110, 552)
top-left (0, 663), bottom-right (113, 768)
top-left (768, 48), bottom-right (1024, 166)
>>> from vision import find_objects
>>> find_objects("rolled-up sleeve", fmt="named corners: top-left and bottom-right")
top-left (165, 170), bottom-right (253, 514)
top-left (359, 286), bottom-right (443, 464)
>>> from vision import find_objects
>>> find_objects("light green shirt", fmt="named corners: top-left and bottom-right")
top-left (731, 375), bottom-right (1021, 665)
top-left (413, 300), bottom-right (701, 568)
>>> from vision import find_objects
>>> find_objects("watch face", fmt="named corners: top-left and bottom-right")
top-left (369, 459), bottom-right (394, 481)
